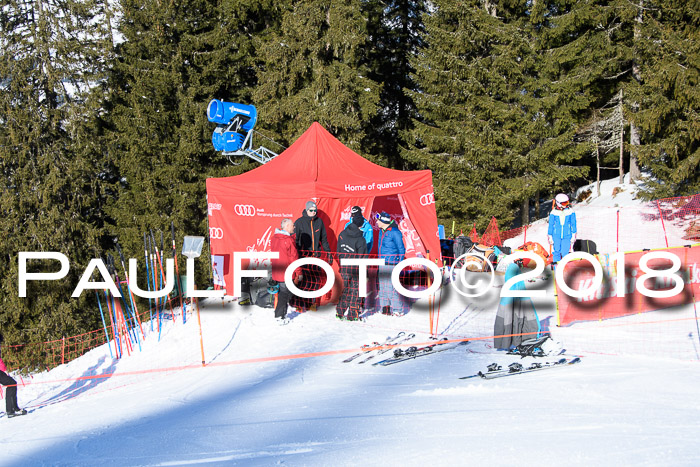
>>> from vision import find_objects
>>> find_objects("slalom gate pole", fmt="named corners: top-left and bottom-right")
top-left (434, 258), bottom-right (443, 337)
top-left (657, 200), bottom-right (669, 248)
top-left (152, 230), bottom-right (176, 321)
top-left (172, 222), bottom-right (187, 323)
top-left (116, 300), bottom-right (132, 356)
top-left (116, 242), bottom-right (145, 339)
top-left (103, 289), bottom-right (119, 358)
top-left (107, 291), bottom-right (122, 358)
top-left (427, 251), bottom-right (434, 336)
top-left (685, 247), bottom-right (700, 349)
top-left (144, 232), bottom-right (153, 331)
top-left (116, 280), bottom-right (140, 352)
top-left (95, 290), bottom-right (113, 359)
top-left (148, 234), bottom-right (161, 336)
top-left (616, 209), bottom-right (620, 252)
top-left (156, 242), bottom-right (177, 321)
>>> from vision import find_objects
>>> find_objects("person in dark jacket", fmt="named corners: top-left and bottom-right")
top-left (294, 201), bottom-right (331, 258)
top-left (293, 201), bottom-right (332, 311)
top-left (343, 206), bottom-right (373, 252)
top-left (336, 215), bottom-right (368, 320)
top-left (376, 212), bottom-right (409, 315)
top-left (270, 218), bottom-right (300, 324)
top-left (0, 336), bottom-right (26, 417)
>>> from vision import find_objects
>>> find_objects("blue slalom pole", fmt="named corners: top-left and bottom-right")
top-left (95, 290), bottom-right (113, 359)
top-left (144, 232), bottom-right (153, 331)
top-left (107, 290), bottom-right (122, 359)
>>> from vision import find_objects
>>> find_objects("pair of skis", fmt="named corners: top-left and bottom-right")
top-left (373, 337), bottom-right (457, 366)
top-left (459, 357), bottom-right (581, 380)
top-left (342, 332), bottom-right (416, 364)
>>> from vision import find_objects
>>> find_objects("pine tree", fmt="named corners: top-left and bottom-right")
top-left (405, 0), bottom-right (595, 230)
top-left (362, 0), bottom-right (426, 168)
top-left (0, 0), bottom-right (111, 362)
top-left (627, 0), bottom-right (700, 197)
top-left (252, 0), bottom-right (381, 150)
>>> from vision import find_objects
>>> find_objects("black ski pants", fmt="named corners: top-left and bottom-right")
top-left (0, 370), bottom-right (19, 413)
top-left (274, 282), bottom-right (293, 319)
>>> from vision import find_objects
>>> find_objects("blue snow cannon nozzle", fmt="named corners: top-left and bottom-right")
top-left (207, 99), bottom-right (258, 131)
top-left (212, 127), bottom-right (246, 152)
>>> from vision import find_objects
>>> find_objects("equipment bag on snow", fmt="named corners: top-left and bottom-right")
top-left (506, 335), bottom-right (563, 357)
top-left (249, 277), bottom-right (276, 308)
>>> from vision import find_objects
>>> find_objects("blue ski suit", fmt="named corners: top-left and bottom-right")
top-left (548, 208), bottom-right (577, 262)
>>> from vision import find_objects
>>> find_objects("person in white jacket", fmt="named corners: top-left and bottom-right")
top-left (547, 193), bottom-right (577, 263)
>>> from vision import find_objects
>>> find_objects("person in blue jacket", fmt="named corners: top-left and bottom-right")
top-left (548, 193), bottom-right (577, 263)
top-left (376, 212), bottom-right (408, 315)
top-left (344, 206), bottom-right (373, 252)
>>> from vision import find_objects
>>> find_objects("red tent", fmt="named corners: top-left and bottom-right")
top-left (206, 122), bottom-right (439, 292)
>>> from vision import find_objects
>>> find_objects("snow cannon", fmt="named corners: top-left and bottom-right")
top-left (207, 99), bottom-right (279, 164)
top-left (211, 126), bottom-right (246, 152)
top-left (207, 99), bottom-right (258, 131)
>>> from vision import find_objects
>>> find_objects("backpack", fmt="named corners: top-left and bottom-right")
top-left (573, 239), bottom-right (598, 255)
top-left (453, 236), bottom-right (474, 260)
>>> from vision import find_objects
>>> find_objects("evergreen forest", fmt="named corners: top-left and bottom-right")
top-left (0, 0), bottom-right (698, 348)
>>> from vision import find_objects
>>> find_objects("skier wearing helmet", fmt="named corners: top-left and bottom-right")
top-left (547, 193), bottom-right (577, 263)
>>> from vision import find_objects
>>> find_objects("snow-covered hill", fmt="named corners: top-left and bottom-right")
top-left (2, 177), bottom-right (699, 466)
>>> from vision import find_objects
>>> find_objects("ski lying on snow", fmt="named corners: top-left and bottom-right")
top-left (460, 357), bottom-right (581, 380)
top-left (342, 332), bottom-right (405, 363)
top-left (357, 333), bottom-right (416, 364)
top-left (373, 338), bottom-right (457, 366)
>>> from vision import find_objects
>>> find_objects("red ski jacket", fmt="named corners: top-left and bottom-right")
top-left (271, 230), bottom-right (300, 283)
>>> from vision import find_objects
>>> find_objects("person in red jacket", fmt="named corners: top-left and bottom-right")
top-left (270, 218), bottom-right (301, 324)
top-left (0, 338), bottom-right (26, 417)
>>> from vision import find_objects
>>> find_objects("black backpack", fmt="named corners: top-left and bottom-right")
top-left (453, 236), bottom-right (474, 259)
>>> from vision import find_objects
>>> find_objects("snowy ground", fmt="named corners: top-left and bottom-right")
top-left (2, 177), bottom-right (699, 466)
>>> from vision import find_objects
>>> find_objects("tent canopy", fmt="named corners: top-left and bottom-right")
top-left (206, 123), bottom-right (440, 292)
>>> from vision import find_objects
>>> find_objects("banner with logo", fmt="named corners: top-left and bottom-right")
top-left (556, 245), bottom-right (700, 326)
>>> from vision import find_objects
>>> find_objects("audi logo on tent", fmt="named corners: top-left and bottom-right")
top-left (209, 227), bottom-right (224, 240)
top-left (234, 204), bottom-right (256, 216)
top-left (420, 193), bottom-right (435, 206)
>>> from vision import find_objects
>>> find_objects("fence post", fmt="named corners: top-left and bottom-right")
top-left (523, 225), bottom-right (528, 244)
top-left (656, 200), bottom-right (669, 248)
top-left (61, 336), bottom-right (65, 365)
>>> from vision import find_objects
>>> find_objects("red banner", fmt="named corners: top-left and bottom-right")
top-left (556, 245), bottom-right (700, 326)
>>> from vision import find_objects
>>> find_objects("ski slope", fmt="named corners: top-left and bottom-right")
top-left (2, 178), bottom-right (699, 466)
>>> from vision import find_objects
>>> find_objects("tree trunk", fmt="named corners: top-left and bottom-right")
top-left (629, 0), bottom-right (644, 184)
top-left (534, 191), bottom-right (540, 220)
top-left (629, 122), bottom-right (642, 182)
top-left (521, 198), bottom-right (529, 226)
top-left (482, 0), bottom-right (498, 17)
top-left (596, 141), bottom-right (602, 196)
top-left (619, 123), bottom-right (624, 184)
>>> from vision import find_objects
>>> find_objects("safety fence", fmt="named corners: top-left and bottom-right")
top-left (497, 193), bottom-right (700, 253)
top-left (4, 194), bottom-right (697, 373)
top-left (1, 306), bottom-right (189, 373)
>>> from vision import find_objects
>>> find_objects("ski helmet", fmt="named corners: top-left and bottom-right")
top-left (555, 193), bottom-right (570, 209)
